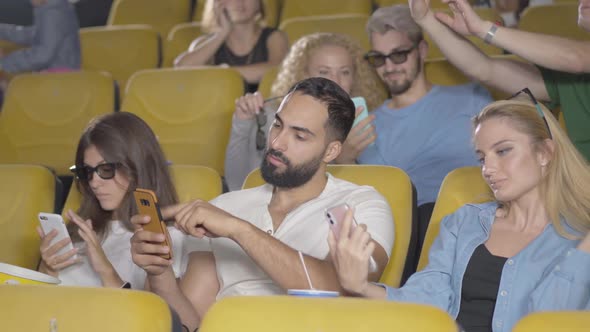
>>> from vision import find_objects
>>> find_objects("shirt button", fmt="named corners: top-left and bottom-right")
top-left (500, 290), bottom-right (507, 297)
top-left (555, 265), bottom-right (561, 271)
top-left (267, 229), bottom-right (273, 234)
top-left (507, 259), bottom-right (514, 265)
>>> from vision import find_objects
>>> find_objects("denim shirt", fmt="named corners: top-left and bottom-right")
top-left (0, 0), bottom-right (80, 73)
top-left (384, 202), bottom-right (590, 332)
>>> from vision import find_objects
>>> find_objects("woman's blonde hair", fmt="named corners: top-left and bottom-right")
top-left (201, 0), bottom-right (266, 33)
top-left (270, 32), bottom-right (388, 111)
top-left (473, 99), bottom-right (590, 238)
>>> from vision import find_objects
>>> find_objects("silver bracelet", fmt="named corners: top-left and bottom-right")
top-left (484, 24), bottom-right (498, 44)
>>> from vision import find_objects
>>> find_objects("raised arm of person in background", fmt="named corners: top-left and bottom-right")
top-left (408, 0), bottom-right (549, 100)
top-left (436, 0), bottom-right (590, 74)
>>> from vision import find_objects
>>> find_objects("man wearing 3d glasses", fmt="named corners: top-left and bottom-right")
top-left (336, 5), bottom-right (492, 266)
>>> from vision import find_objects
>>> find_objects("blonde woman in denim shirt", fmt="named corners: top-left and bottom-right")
top-left (329, 96), bottom-right (590, 332)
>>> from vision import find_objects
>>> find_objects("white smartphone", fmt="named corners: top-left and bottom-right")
top-left (351, 96), bottom-right (375, 147)
top-left (38, 212), bottom-right (77, 259)
top-left (325, 204), bottom-right (378, 273)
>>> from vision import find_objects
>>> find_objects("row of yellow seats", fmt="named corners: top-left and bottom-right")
top-left (0, 162), bottom-right (412, 287)
top-left (1, 285), bottom-right (587, 332)
top-left (0, 55), bottom-right (565, 180)
top-left (0, 68), bottom-right (243, 177)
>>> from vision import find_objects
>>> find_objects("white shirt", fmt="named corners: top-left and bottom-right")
top-left (208, 174), bottom-right (394, 299)
top-left (57, 220), bottom-right (187, 289)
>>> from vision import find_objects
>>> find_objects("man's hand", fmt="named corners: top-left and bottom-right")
top-left (335, 106), bottom-right (376, 164)
top-left (170, 200), bottom-right (245, 240)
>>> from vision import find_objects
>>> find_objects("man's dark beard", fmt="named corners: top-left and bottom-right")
top-left (260, 148), bottom-right (323, 189)
top-left (386, 57), bottom-right (422, 96)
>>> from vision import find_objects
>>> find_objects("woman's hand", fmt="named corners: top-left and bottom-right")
top-left (37, 226), bottom-right (80, 277)
top-left (234, 91), bottom-right (265, 121)
top-left (213, 0), bottom-right (232, 37)
top-left (67, 210), bottom-right (123, 287)
top-left (334, 106), bottom-right (376, 164)
top-left (327, 207), bottom-right (375, 296)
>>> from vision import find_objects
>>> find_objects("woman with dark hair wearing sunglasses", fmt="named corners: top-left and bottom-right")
top-left (224, 32), bottom-right (388, 191)
top-left (36, 112), bottom-right (189, 289)
top-left (329, 95), bottom-right (590, 332)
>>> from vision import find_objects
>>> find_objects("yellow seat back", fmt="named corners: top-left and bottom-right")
top-left (192, 0), bottom-right (280, 28)
top-left (62, 165), bottom-right (223, 219)
top-left (279, 14), bottom-right (371, 51)
top-left (121, 67), bottom-right (243, 175)
top-left (417, 166), bottom-right (492, 270)
top-left (0, 165), bottom-right (55, 269)
top-left (519, 4), bottom-right (590, 41)
top-left (163, 22), bottom-right (203, 67)
top-left (107, 0), bottom-right (191, 38)
top-left (512, 311), bottom-right (590, 332)
top-left (200, 296), bottom-right (458, 332)
top-left (0, 285), bottom-right (174, 332)
top-left (280, 0), bottom-right (372, 23)
top-left (80, 25), bottom-right (160, 90)
top-left (243, 165), bottom-right (413, 287)
top-left (0, 71), bottom-right (114, 175)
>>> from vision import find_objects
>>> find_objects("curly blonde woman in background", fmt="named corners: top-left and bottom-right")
top-left (224, 32), bottom-right (387, 191)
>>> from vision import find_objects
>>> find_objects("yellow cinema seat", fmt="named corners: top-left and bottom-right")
top-left (0, 71), bottom-right (114, 175)
top-left (243, 165), bottom-right (413, 287)
top-left (280, 0), bottom-right (372, 23)
top-left (0, 285), bottom-right (176, 332)
top-left (519, 4), bottom-right (590, 41)
top-left (279, 14), bottom-right (371, 51)
top-left (107, 0), bottom-right (191, 38)
top-left (417, 166), bottom-right (492, 270)
top-left (163, 22), bottom-right (203, 67)
top-left (121, 67), bottom-right (243, 175)
top-left (512, 311), bottom-right (590, 332)
top-left (200, 296), bottom-right (458, 332)
top-left (0, 165), bottom-right (56, 269)
top-left (80, 25), bottom-right (160, 90)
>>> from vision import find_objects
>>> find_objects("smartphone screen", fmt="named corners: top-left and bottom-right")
top-left (133, 189), bottom-right (172, 260)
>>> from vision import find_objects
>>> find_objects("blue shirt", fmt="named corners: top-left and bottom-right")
top-left (358, 83), bottom-right (492, 206)
top-left (0, 0), bottom-right (80, 73)
top-left (384, 202), bottom-right (590, 332)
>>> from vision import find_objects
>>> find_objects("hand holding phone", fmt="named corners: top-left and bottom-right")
top-left (38, 212), bottom-right (77, 260)
top-left (133, 189), bottom-right (173, 260)
top-left (326, 204), bottom-right (378, 273)
top-left (351, 97), bottom-right (375, 147)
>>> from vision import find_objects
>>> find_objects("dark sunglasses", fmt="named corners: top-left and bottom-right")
top-left (256, 95), bottom-right (284, 151)
top-left (364, 45), bottom-right (416, 68)
top-left (509, 87), bottom-right (552, 139)
top-left (70, 162), bottom-right (121, 181)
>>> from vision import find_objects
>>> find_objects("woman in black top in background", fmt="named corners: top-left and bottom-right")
top-left (175, 0), bottom-right (288, 92)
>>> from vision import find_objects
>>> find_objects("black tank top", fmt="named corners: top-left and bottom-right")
top-left (214, 27), bottom-right (275, 93)
top-left (456, 244), bottom-right (507, 332)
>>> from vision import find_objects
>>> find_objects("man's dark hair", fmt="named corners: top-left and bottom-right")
top-left (287, 77), bottom-right (355, 142)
